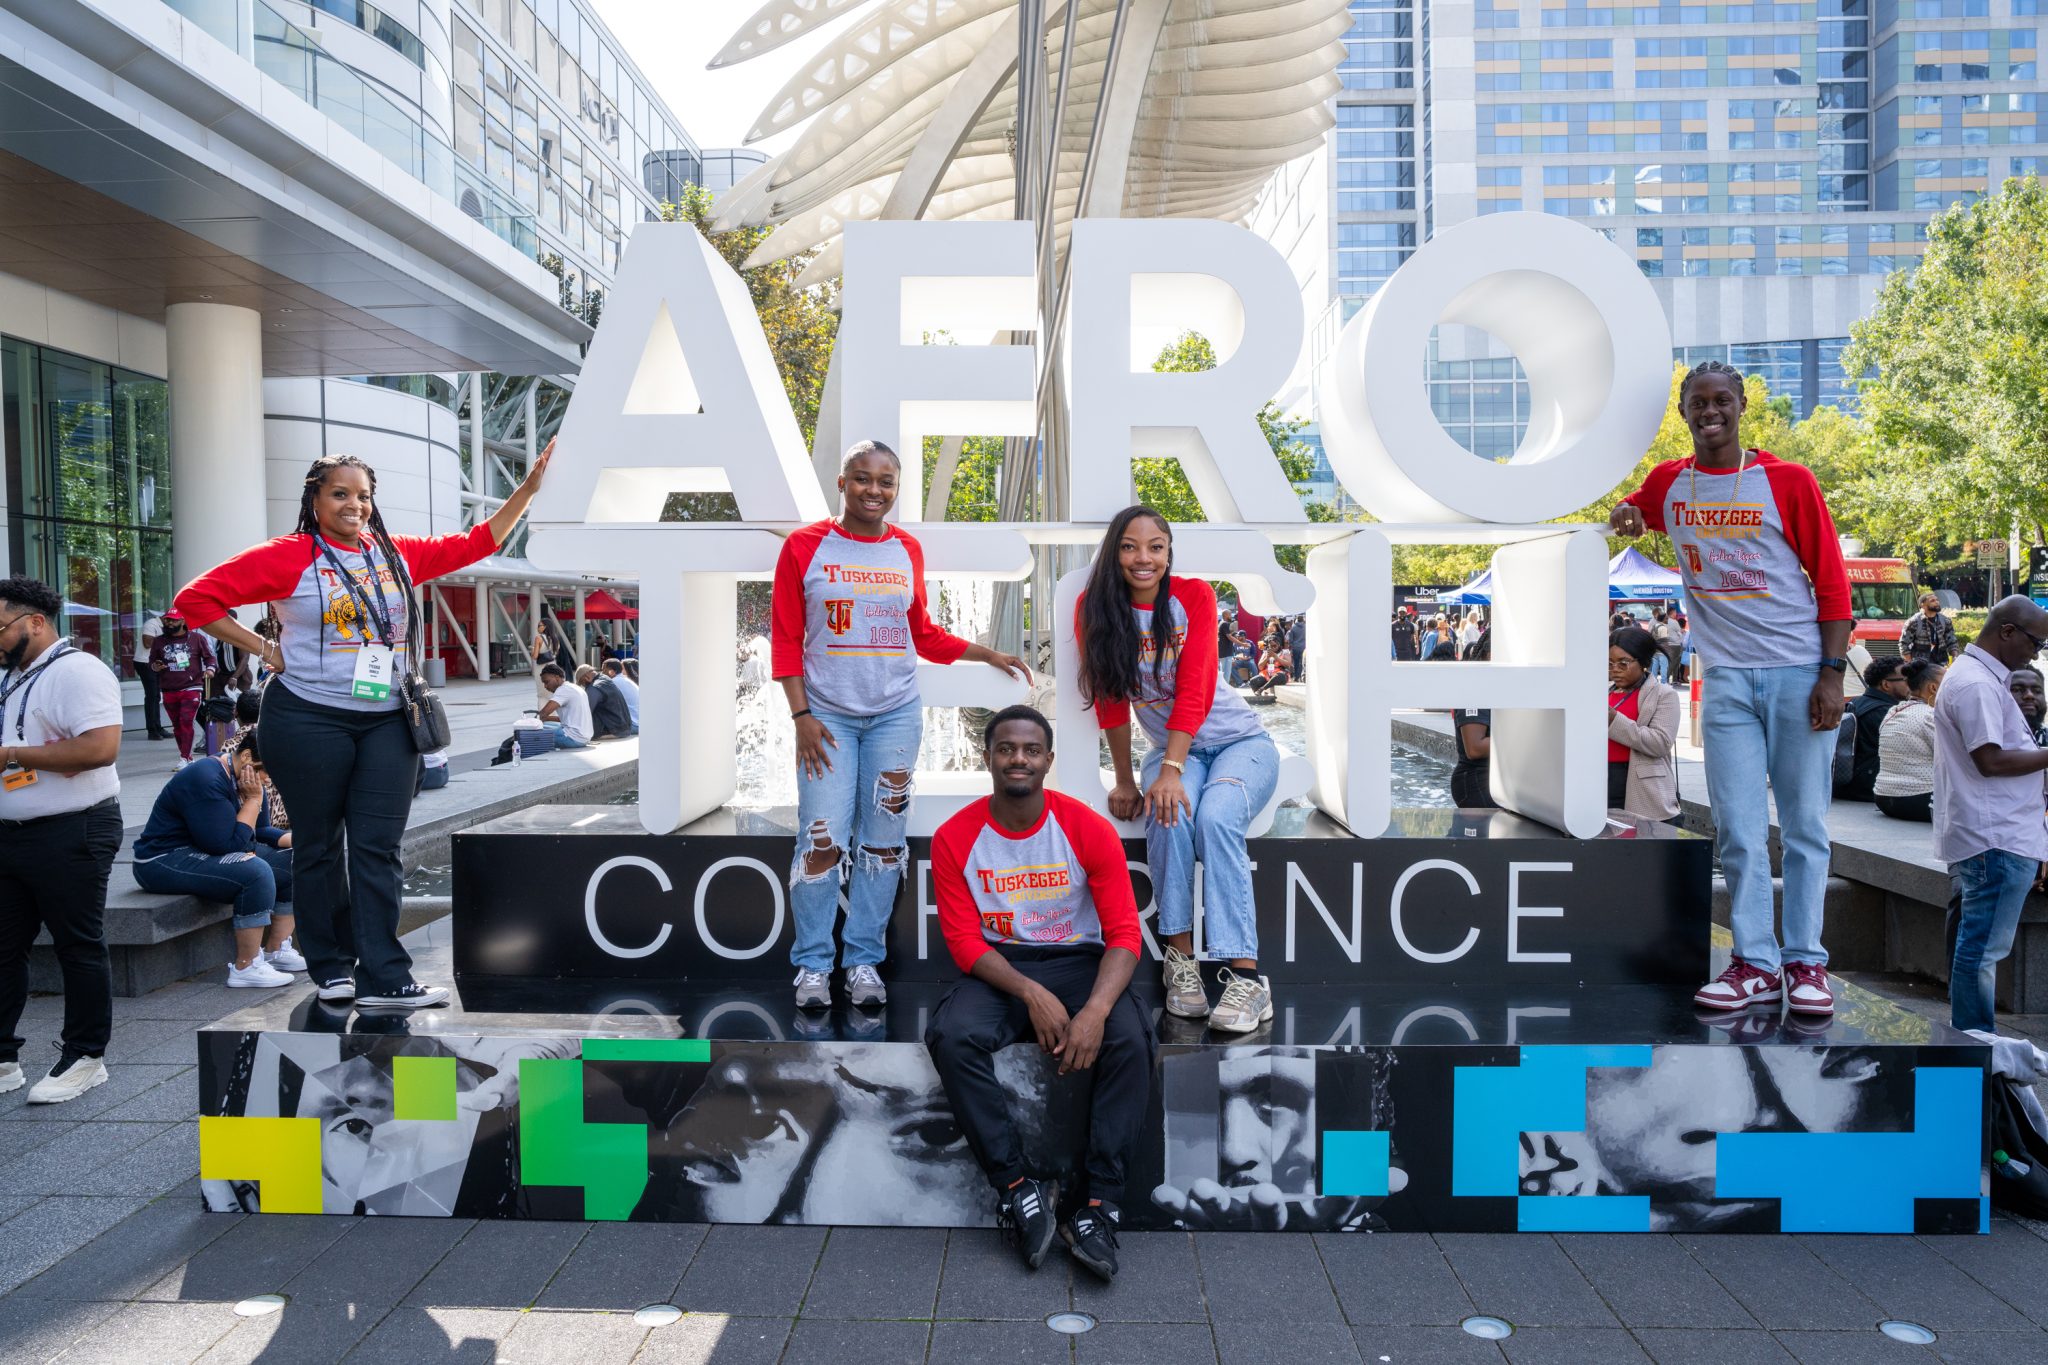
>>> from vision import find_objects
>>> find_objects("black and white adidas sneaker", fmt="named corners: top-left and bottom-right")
top-left (1061, 1201), bottom-right (1121, 1281)
top-left (997, 1176), bottom-right (1057, 1271)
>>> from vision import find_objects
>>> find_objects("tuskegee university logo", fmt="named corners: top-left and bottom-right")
top-left (520, 212), bottom-right (1673, 843)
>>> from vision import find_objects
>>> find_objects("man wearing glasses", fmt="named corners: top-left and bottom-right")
top-left (1932, 596), bottom-right (2048, 1034)
top-left (0, 577), bottom-right (126, 1103)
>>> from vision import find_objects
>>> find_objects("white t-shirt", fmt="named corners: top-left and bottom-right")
top-left (1, 644), bottom-right (124, 819)
top-left (550, 681), bottom-right (593, 743)
top-left (135, 613), bottom-right (162, 665)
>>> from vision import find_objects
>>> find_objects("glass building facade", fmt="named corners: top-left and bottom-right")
top-left (1320, 0), bottom-right (2047, 433)
top-left (0, 339), bottom-right (173, 678)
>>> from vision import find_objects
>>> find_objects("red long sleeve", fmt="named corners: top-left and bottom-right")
top-left (769, 524), bottom-right (824, 681)
top-left (931, 814), bottom-right (992, 974)
top-left (174, 536), bottom-right (317, 629)
top-left (1762, 455), bottom-right (1851, 622)
top-left (1163, 578), bottom-right (1220, 740)
top-left (1059, 794), bottom-right (1142, 957)
top-left (391, 522), bottom-right (500, 585)
top-left (901, 532), bottom-right (968, 665)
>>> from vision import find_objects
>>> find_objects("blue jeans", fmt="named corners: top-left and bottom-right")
top-left (135, 845), bottom-right (293, 929)
top-left (1700, 664), bottom-right (1833, 974)
top-left (543, 721), bottom-right (589, 749)
top-left (789, 702), bottom-right (922, 973)
top-left (1141, 732), bottom-right (1279, 961)
top-left (1949, 849), bottom-right (2037, 1033)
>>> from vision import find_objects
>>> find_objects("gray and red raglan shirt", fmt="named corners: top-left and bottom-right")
top-left (770, 519), bottom-right (967, 718)
top-left (931, 790), bottom-right (1145, 973)
top-left (1620, 450), bottom-right (1850, 669)
top-left (1084, 576), bottom-right (1266, 751)
top-left (174, 523), bottom-right (499, 712)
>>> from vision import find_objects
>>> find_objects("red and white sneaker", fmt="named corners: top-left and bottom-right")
top-left (1783, 962), bottom-right (1835, 1016)
top-left (1694, 957), bottom-right (1782, 1011)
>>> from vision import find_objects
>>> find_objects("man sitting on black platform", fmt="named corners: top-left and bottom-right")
top-left (925, 704), bottom-right (1155, 1282)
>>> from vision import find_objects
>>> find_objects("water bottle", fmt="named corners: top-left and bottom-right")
top-left (512, 734), bottom-right (523, 767)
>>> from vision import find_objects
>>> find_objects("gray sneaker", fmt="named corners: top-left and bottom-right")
top-left (793, 968), bottom-right (833, 1010)
top-left (1209, 969), bottom-right (1273, 1035)
top-left (846, 964), bottom-right (888, 1008)
top-left (1162, 945), bottom-right (1210, 1019)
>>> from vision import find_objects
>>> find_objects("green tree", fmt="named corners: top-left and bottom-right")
top-left (1842, 178), bottom-right (2048, 552)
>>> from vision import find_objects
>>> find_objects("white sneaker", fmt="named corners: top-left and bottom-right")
top-left (265, 938), bottom-right (308, 973)
top-left (793, 968), bottom-right (832, 1010)
top-left (1162, 945), bottom-right (1211, 1019)
top-left (846, 963), bottom-right (887, 1008)
top-left (228, 957), bottom-right (294, 988)
top-left (1210, 970), bottom-right (1274, 1035)
top-left (0, 1061), bottom-right (22, 1094)
top-left (27, 1053), bottom-right (107, 1105)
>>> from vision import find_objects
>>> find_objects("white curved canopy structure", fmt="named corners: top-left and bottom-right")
top-left (710, 0), bottom-right (1347, 275)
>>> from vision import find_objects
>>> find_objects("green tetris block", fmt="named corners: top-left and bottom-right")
top-left (519, 1058), bottom-right (649, 1220)
top-left (580, 1038), bottom-right (711, 1063)
top-left (393, 1055), bottom-right (458, 1121)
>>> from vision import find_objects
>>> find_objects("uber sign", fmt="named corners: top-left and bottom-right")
top-left (454, 807), bottom-right (1710, 988)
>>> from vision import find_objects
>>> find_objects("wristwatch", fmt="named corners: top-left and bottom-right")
top-left (1820, 657), bottom-right (1849, 673)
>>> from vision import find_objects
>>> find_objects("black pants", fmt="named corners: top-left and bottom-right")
top-left (0, 798), bottom-right (120, 1063)
top-left (258, 683), bottom-right (419, 993)
top-left (1876, 791), bottom-right (1933, 822)
top-left (925, 948), bottom-right (1156, 1207)
top-left (137, 666), bottom-right (165, 737)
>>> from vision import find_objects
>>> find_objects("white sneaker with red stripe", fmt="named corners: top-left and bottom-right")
top-left (1783, 962), bottom-right (1835, 1016)
top-left (1693, 957), bottom-right (1782, 1011)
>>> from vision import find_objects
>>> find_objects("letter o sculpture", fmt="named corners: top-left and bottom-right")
top-left (1318, 212), bottom-right (1673, 525)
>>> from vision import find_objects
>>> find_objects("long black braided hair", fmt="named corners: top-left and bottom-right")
top-left (295, 454), bottom-right (413, 596)
top-left (1077, 505), bottom-right (1175, 708)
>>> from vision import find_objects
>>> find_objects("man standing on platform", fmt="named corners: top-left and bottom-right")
top-left (1611, 360), bottom-right (1852, 1016)
top-left (1932, 598), bottom-right (2048, 1034)
top-left (925, 705), bottom-right (1155, 1283)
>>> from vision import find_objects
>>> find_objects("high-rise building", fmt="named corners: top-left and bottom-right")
top-left (0, 1), bottom-right (707, 716)
top-left (1267, 0), bottom-right (2045, 432)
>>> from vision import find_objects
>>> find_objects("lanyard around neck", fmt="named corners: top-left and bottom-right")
top-left (315, 535), bottom-right (397, 649)
top-left (2, 642), bottom-right (74, 741)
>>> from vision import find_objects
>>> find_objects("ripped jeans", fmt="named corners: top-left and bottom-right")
top-left (1141, 732), bottom-right (1279, 962)
top-left (789, 701), bottom-right (922, 973)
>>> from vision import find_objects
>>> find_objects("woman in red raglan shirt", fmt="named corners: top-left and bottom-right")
top-left (175, 441), bottom-right (554, 1010)
top-left (771, 440), bottom-right (1028, 1013)
top-left (1076, 505), bottom-right (1280, 1035)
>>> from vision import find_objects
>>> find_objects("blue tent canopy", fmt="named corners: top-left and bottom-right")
top-left (1434, 549), bottom-right (1681, 608)
top-left (1608, 546), bottom-right (1682, 601)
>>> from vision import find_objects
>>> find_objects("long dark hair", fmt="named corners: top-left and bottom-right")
top-left (296, 454), bottom-right (411, 594)
top-left (1077, 506), bottom-right (1174, 705)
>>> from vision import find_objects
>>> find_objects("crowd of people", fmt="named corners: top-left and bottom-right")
top-left (1391, 607), bottom-right (1489, 662)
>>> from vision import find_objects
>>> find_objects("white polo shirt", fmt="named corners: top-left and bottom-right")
top-left (1, 643), bottom-right (124, 820)
top-left (1933, 644), bottom-right (2048, 865)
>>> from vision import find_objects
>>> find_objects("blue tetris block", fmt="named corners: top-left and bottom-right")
top-left (1321, 1130), bottom-right (1390, 1198)
top-left (1517, 1195), bottom-right (1651, 1232)
top-left (1453, 1045), bottom-right (1653, 1197)
top-left (1715, 1067), bottom-right (1984, 1232)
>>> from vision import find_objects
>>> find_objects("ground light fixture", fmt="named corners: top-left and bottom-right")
top-left (232, 1294), bottom-right (287, 1317)
top-left (634, 1304), bottom-right (686, 1327)
top-left (1879, 1321), bottom-right (1937, 1344)
top-left (1046, 1311), bottom-right (1098, 1334)
top-left (1460, 1315), bottom-right (1514, 1339)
